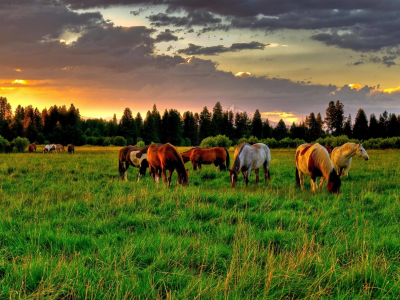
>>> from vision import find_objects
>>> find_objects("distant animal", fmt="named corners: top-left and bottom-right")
top-left (295, 143), bottom-right (341, 194)
top-left (56, 144), bottom-right (65, 153)
top-left (229, 143), bottom-right (271, 187)
top-left (331, 143), bottom-right (369, 177)
top-left (68, 144), bottom-right (75, 154)
top-left (28, 143), bottom-right (36, 153)
top-left (118, 145), bottom-right (149, 182)
top-left (43, 144), bottom-right (56, 154)
top-left (181, 147), bottom-right (230, 171)
top-left (147, 143), bottom-right (189, 187)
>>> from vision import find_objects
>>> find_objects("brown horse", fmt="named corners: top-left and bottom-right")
top-left (295, 143), bottom-right (341, 194)
top-left (68, 144), bottom-right (75, 154)
top-left (181, 147), bottom-right (230, 171)
top-left (118, 145), bottom-right (149, 181)
top-left (56, 144), bottom-right (65, 153)
top-left (28, 143), bottom-right (36, 153)
top-left (148, 143), bottom-right (189, 187)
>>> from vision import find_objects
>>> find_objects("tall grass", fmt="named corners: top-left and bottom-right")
top-left (0, 147), bottom-right (399, 299)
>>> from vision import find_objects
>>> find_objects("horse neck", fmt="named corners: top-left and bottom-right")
top-left (174, 152), bottom-right (188, 177)
top-left (341, 144), bottom-right (357, 159)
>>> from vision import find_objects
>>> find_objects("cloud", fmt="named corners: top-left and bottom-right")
top-left (235, 72), bottom-right (251, 78)
top-left (177, 41), bottom-right (267, 55)
top-left (155, 29), bottom-right (179, 42)
top-left (147, 11), bottom-right (222, 28)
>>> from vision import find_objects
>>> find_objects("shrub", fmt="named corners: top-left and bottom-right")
top-left (112, 136), bottom-right (127, 146)
top-left (96, 136), bottom-right (104, 146)
top-left (103, 137), bottom-right (112, 146)
top-left (0, 136), bottom-right (10, 152)
top-left (200, 135), bottom-right (232, 149)
top-left (127, 138), bottom-right (134, 146)
top-left (136, 140), bottom-right (145, 148)
top-left (262, 138), bottom-right (278, 149)
top-left (86, 136), bottom-right (98, 145)
top-left (11, 137), bottom-right (30, 152)
top-left (184, 138), bottom-right (191, 147)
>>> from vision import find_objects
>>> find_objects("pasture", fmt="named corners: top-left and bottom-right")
top-left (0, 147), bottom-right (399, 299)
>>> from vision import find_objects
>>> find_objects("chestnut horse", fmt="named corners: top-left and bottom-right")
top-left (229, 143), bottom-right (271, 187)
top-left (68, 144), bottom-right (75, 154)
top-left (296, 143), bottom-right (341, 194)
top-left (56, 144), bottom-right (65, 153)
top-left (28, 143), bottom-right (36, 153)
top-left (181, 147), bottom-right (230, 171)
top-left (147, 143), bottom-right (189, 187)
top-left (118, 145), bottom-right (149, 182)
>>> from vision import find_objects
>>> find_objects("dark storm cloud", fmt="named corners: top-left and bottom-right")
top-left (155, 30), bottom-right (179, 43)
top-left (177, 41), bottom-right (266, 56)
top-left (147, 11), bottom-right (221, 28)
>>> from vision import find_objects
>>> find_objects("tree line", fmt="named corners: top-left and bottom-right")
top-left (1, 96), bottom-right (400, 147)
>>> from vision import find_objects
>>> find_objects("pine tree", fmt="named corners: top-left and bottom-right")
top-left (343, 114), bottom-right (352, 138)
top-left (182, 111), bottom-right (197, 146)
top-left (9, 105), bottom-right (25, 138)
top-left (143, 111), bottom-right (157, 144)
top-left (353, 109), bottom-right (369, 140)
top-left (118, 107), bottom-right (137, 144)
top-left (0, 97), bottom-right (12, 121)
top-left (306, 112), bottom-right (318, 141)
top-left (199, 106), bottom-right (212, 141)
top-left (368, 114), bottom-right (379, 138)
top-left (262, 119), bottom-right (272, 138)
top-left (211, 101), bottom-right (223, 136)
top-left (378, 111), bottom-right (389, 138)
top-left (387, 113), bottom-right (400, 137)
top-left (273, 119), bottom-right (287, 141)
top-left (151, 104), bottom-right (161, 141)
top-left (135, 112), bottom-right (143, 138)
top-left (251, 109), bottom-right (263, 138)
top-left (334, 100), bottom-right (345, 135)
top-left (160, 109), bottom-right (170, 143)
top-left (316, 112), bottom-right (324, 138)
top-left (325, 101), bottom-right (336, 133)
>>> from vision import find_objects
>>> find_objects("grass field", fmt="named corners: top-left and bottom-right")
top-left (0, 146), bottom-right (399, 299)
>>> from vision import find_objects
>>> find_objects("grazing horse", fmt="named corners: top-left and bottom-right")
top-left (28, 143), bottom-right (36, 153)
top-left (147, 143), bottom-right (189, 187)
top-left (118, 145), bottom-right (149, 182)
top-left (56, 144), bottom-right (65, 153)
top-left (68, 144), bottom-right (75, 154)
top-left (229, 143), bottom-right (271, 187)
top-left (331, 143), bottom-right (369, 177)
top-left (181, 147), bottom-right (230, 171)
top-left (296, 143), bottom-right (341, 194)
top-left (43, 144), bottom-right (56, 154)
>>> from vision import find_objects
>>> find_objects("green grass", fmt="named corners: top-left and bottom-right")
top-left (0, 147), bottom-right (399, 299)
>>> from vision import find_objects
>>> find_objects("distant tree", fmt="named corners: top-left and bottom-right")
top-left (325, 100), bottom-right (344, 135)
top-left (143, 111), bottom-right (158, 144)
top-left (211, 101), bottom-right (224, 136)
top-left (151, 104), bottom-right (161, 141)
top-left (378, 110), bottom-right (389, 138)
top-left (234, 112), bottom-right (249, 139)
top-left (306, 112), bottom-right (319, 142)
top-left (182, 111), bottom-right (197, 146)
top-left (9, 105), bottom-right (25, 138)
top-left (251, 109), bottom-right (263, 138)
top-left (325, 101), bottom-right (336, 133)
top-left (0, 97), bottom-right (12, 121)
top-left (199, 106), bottom-right (212, 141)
top-left (167, 109), bottom-right (182, 145)
top-left (369, 114), bottom-right (379, 138)
top-left (316, 112), bottom-right (324, 138)
top-left (387, 113), bottom-right (400, 137)
top-left (353, 109), bottom-right (369, 140)
top-left (343, 114), bottom-right (352, 138)
top-left (118, 107), bottom-right (137, 144)
top-left (135, 112), bottom-right (143, 138)
top-left (262, 119), bottom-right (272, 138)
top-left (273, 119), bottom-right (288, 141)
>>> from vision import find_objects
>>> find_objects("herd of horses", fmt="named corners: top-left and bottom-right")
top-left (25, 143), bottom-right (75, 154)
top-left (118, 141), bottom-right (369, 193)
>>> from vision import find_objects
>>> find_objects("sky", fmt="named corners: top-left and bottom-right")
top-left (1, 0), bottom-right (400, 123)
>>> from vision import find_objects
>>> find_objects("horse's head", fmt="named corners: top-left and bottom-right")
top-left (229, 168), bottom-right (239, 187)
top-left (327, 171), bottom-right (341, 195)
top-left (178, 172), bottom-right (189, 186)
top-left (356, 144), bottom-right (369, 161)
top-left (43, 148), bottom-right (48, 153)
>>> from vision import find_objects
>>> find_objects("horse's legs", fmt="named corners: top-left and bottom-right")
top-left (255, 168), bottom-right (259, 185)
top-left (150, 166), bottom-right (156, 183)
top-left (162, 168), bottom-right (167, 184)
top-left (167, 169), bottom-right (174, 188)
top-left (318, 177), bottom-right (325, 190)
top-left (310, 178), bottom-right (317, 192)
top-left (299, 171), bottom-right (305, 190)
top-left (244, 169), bottom-right (251, 187)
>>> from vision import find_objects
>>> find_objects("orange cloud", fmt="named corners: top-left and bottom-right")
top-left (262, 111), bottom-right (299, 123)
top-left (235, 71), bottom-right (251, 78)
top-left (348, 83), bottom-right (362, 90)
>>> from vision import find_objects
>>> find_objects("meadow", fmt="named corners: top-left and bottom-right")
top-left (0, 146), bottom-right (399, 299)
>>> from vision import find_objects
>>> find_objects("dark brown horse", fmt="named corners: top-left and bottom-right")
top-left (118, 145), bottom-right (149, 181)
top-left (181, 147), bottom-right (230, 171)
top-left (148, 143), bottom-right (189, 187)
top-left (68, 144), bottom-right (75, 154)
top-left (28, 143), bottom-right (36, 153)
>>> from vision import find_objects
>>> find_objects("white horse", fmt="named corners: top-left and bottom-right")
top-left (43, 144), bottom-right (56, 153)
top-left (331, 143), bottom-right (369, 177)
top-left (229, 143), bottom-right (271, 187)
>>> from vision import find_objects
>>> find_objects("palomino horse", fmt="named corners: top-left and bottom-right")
top-left (56, 144), bottom-right (65, 153)
top-left (118, 145), bottom-right (149, 182)
top-left (331, 143), bottom-right (369, 177)
top-left (43, 144), bottom-right (57, 153)
top-left (28, 143), bottom-right (36, 153)
top-left (147, 143), bottom-right (189, 187)
top-left (181, 147), bottom-right (230, 171)
top-left (296, 143), bottom-right (341, 194)
top-left (229, 143), bottom-right (271, 187)
top-left (68, 144), bottom-right (75, 154)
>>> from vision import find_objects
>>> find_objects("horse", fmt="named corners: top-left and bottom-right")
top-left (43, 144), bottom-right (56, 154)
top-left (28, 143), bottom-right (36, 153)
top-left (68, 144), bottom-right (75, 154)
top-left (56, 144), bottom-right (65, 153)
top-left (331, 143), bottom-right (369, 177)
top-left (181, 147), bottom-right (230, 171)
top-left (147, 143), bottom-right (189, 187)
top-left (118, 145), bottom-right (150, 182)
top-left (295, 143), bottom-right (341, 194)
top-left (229, 143), bottom-right (271, 187)
top-left (324, 146), bottom-right (334, 154)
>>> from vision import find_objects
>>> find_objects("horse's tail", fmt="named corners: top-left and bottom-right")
top-left (224, 148), bottom-right (230, 170)
top-left (295, 167), bottom-right (300, 187)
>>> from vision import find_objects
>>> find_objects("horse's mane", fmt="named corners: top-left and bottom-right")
top-left (135, 145), bottom-right (150, 158)
top-left (232, 142), bottom-right (249, 171)
top-left (339, 143), bottom-right (358, 152)
top-left (312, 144), bottom-right (335, 179)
